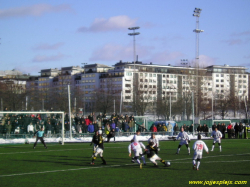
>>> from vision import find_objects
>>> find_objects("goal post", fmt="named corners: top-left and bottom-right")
top-left (0, 111), bottom-right (65, 145)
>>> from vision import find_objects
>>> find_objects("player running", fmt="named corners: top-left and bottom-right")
top-left (192, 134), bottom-right (209, 171)
top-left (90, 130), bottom-right (106, 165)
top-left (128, 139), bottom-right (146, 169)
top-left (144, 140), bottom-right (169, 167)
top-left (175, 127), bottom-right (190, 155)
top-left (210, 127), bottom-right (222, 152)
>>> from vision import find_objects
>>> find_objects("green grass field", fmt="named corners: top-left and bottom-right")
top-left (0, 138), bottom-right (249, 187)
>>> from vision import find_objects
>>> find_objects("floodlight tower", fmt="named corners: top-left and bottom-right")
top-left (128, 27), bottom-right (140, 116)
top-left (128, 27), bottom-right (140, 69)
top-left (193, 8), bottom-right (204, 121)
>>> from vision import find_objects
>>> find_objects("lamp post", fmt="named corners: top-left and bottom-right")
top-left (128, 27), bottom-right (140, 115)
top-left (193, 8), bottom-right (204, 122)
top-left (81, 63), bottom-right (87, 116)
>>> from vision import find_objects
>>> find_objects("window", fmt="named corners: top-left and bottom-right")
top-left (125, 84), bottom-right (131, 87)
top-left (125, 96), bottom-right (131, 99)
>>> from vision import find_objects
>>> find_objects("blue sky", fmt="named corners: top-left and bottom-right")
top-left (0, 0), bottom-right (249, 75)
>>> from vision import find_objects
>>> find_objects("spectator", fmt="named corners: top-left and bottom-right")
top-left (203, 124), bottom-right (209, 137)
top-left (107, 128), bottom-right (115, 142)
top-left (227, 123), bottom-right (233, 139)
top-left (174, 123), bottom-right (179, 135)
top-left (221, 123), bottom-right (226, 139)
top-left (88, 122), bottom-right (95, 133)
top-left (234, 123), bottom-right (239, 139)
top-left (238, 123), bottom-right (244, 139)
top-left (167, 122), bottom-right (173, 136)
top-left (110, 120), bottom-right (116, 130)
top-left (151, 124), bottom-right (157, 132)
top-left (197, 124), bottom-right (203, 133)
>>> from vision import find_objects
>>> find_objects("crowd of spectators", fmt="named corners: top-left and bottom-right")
top-left (0, 112), bottom-right (141, 136)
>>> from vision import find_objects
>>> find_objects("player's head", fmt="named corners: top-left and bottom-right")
top-left (215, 127), bottom-right (218, 131)
top-left (181, 127), bottom-right (184, 132)
top-left (151, 133), bottom-right (155, 139)
top-left (95, 130), bottom-right (99, 135)
top-left (136, 130), bottom-right (141, 135)
top-left (149, 139), bottom-right (154, 146)
top-left (41, 127), bottom-right (44, 131)
top-left (130, 139), bottom-right (134, 143)
top-left (198, 134), bottom-right (201, 140)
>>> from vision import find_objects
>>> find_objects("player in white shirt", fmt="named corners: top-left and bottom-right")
top-left (192, 134), bottom-right (209, 171)
top-left (210, 127), bottom-right (222, 152)
top-left (132, 130), bottom-right (141, 143)
top-left (148, 133), bottom-right (159, 151)
top-left (175, 127), bottom-right (191, 155)
top-left (128, 139), bottom-right (146, 169)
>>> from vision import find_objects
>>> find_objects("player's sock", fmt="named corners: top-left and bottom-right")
top-left (197, 161), bottom-right (200, 169)
top-left (211, 145), bottom-right (214, 151)
top-left (101, 157), bottom-right (106, 165)
top-left (141, 155), bottom-right (146, 164)
top-left (219, 146), bottom-right (222, 152)
top-left (160, 159), bottom-right (165, 165)
top-left (188, 147), bottom-right (190, 154)
top-left (136, 159), bottom-right (141, 165)
top-left (193, 160), bottom-right (196, 166)
top-left (176, 148), bottom-right (180, 154)
top-left (91, 157), bottom-right (96, 163)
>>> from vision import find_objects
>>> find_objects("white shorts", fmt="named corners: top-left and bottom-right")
top-left (149, 154), bottom-right (161, 163)
top-left (193, 152), bottom-right (202, 160)
top-left (213, 138), bottom-right (221, 144)
top-left (133, 148), bottom-right (143, 157)
top-left (179, 140), bottom-right (188, 146)
top-left (94, 147), bottom-right (103, 157)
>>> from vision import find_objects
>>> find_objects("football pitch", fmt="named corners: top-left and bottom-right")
top-left (0, 139), bottom-right (249, 187)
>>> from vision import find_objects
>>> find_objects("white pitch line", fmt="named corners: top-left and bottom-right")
top-left (0, 147), bottom-right (125, 155)
top-left (0, 154), bottom-right (250, 178)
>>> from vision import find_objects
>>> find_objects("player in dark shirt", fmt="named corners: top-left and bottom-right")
top-left (90, 131), bottom-right (106, 165)
top-left (144, 140), bottom-right (169, 167)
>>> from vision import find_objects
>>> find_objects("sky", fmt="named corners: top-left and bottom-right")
top-left (0, 0), bottom-right (250, 75)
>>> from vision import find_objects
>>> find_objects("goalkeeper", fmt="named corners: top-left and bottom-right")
top-left (33, 127), bottom-right (47, 149)
top-left (174, 127), bottom-right (190, 155)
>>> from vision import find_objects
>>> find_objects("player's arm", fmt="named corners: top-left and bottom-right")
top-left (128, 144), bottom-right (132, 157)
top-left (140, 142), bottom-right (146, 149)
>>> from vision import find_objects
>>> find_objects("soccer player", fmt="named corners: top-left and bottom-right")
top-left (90, 130), bottom-right (99, 157)
top-left (33, 127), bottom-right (47, 149)
top-left (192, 134), bottom-right (209, 171)
top-left (128, 139), bottom-right (146, 169)
top-left (175, 127), bottom-right (191, 155)
top-left (132, 130), bottom-right (141, 143)
top-left (90, 130), bottom-right (106, 165)
top-left (210, 127), bottom-right (222, 152)
top-left (144, 140), bottom-right (169, 167)
top-left (148, 133), bottom-right (159, 153)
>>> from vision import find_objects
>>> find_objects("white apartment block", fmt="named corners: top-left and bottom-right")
top-left (23, 62), bottom-right (249, 113)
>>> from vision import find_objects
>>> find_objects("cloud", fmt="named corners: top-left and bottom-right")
top-left (33, 42), bottom-right (64, 50)
top-left (89, 43), bottom-right (152, 62)
top-left (0, 4), bottom-right (71, 19)
top-left (89, 44), bottom-right (133, 61)
top-left (198, 55), bottom-right (217, 68)
top-left (77, 15), bottom-right (137, 32)
top-left (231, 31), bottom-right (250, 37)
top-left (32, 53), bottom-right (67, 62)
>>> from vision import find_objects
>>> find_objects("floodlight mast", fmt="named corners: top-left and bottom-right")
top-left (193, 8), bottom-right (204, 122)
top-left (128, 27), bottom-right (140, 116)
top-left (128, 27), bottom-right (140, 70)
